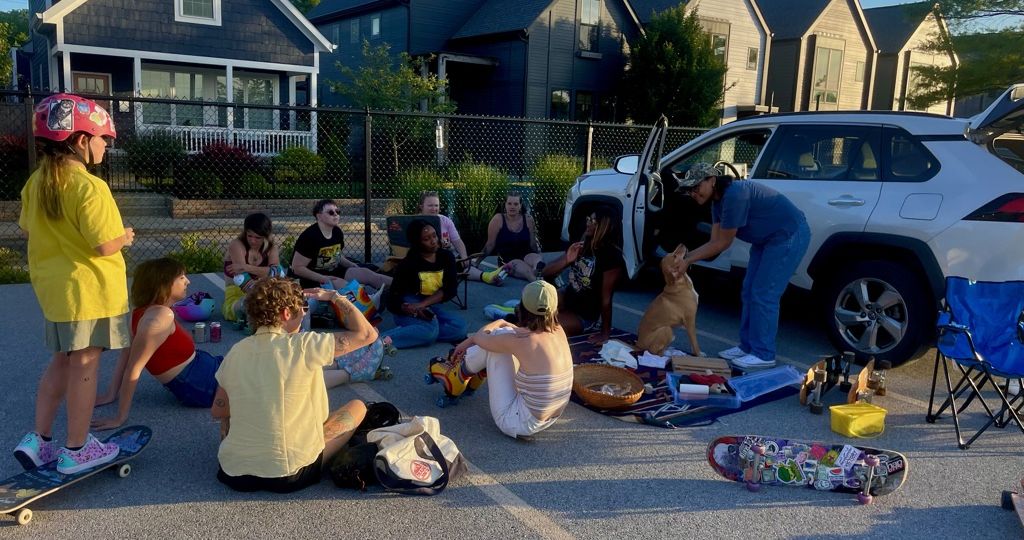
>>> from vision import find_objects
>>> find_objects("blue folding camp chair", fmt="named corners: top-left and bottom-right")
top-left (926, 276), bottom-right (1024, 449)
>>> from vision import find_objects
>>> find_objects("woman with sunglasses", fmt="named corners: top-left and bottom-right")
top-left (291, 199), bottom-right (392, 291)
top-left (672, 163), bottom-right (809, 371)
top-left (540, 206), bottom-right (624, 343)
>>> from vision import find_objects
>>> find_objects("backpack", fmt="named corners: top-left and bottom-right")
top-left (327, 402), bottom-right (401, 491)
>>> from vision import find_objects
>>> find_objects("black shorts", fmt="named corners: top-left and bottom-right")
top-left (217, 453), bottom-right (323, 494)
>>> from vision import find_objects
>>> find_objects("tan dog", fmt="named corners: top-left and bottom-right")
top-left (635, 244), bottom-right (700, 356)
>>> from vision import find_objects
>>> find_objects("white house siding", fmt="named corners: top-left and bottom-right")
top-left (894, 13), bottom-right (952, 115)
top-left (798, 0), bottom-right (872, 111)
top-left (690, 0), bottom-right (765, 125)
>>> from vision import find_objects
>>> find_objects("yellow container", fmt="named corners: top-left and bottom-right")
top-left (830, 402), bottom-right (887, 438)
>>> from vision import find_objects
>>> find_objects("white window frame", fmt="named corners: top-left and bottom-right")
top-left (371, 14), bottom-right (381, 37)
top-left (175, 0), bottom-right (222, 27)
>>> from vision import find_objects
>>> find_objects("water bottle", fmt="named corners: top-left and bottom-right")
top-left (302, 298), bottom-right (314, 332)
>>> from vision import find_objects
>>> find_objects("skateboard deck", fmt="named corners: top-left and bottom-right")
top-left (0, 426), bottom-right (152, 525)
top-left (1001, 478), bottom-right (1024, 529)
top-left (707, 434), bottom-right (909, 504)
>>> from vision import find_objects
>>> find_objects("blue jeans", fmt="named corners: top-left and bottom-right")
top-left (382, 296), bottom-right (468, 349)
top-left (738, 223), bottom-right (811, 361)
top-left (163, 350), bottom-right (223, 407)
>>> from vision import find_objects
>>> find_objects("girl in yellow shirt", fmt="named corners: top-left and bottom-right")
top-left (14, 94), bottom-right (134, 475)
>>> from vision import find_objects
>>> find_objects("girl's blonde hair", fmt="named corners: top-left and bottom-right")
top-left (35, 136), bottom-right (86, 220)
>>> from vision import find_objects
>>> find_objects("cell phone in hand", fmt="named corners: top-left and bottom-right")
top-left (420, 309), bottom-right (436, 321)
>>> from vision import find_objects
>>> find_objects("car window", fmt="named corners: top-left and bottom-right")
top-left (754, 124), bottom-right (883, 181)
top-left (883, 127), bottom-right (940, 182)
top-left (668, 129), bottom-right (772, 179)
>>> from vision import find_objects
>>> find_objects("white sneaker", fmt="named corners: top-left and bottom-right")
top-left (732, 353), bottom-right (776, 370)
top-left (1008, 378), bottom-right (1022, 397)
top-left (718, 346), bottom-right (747, 361)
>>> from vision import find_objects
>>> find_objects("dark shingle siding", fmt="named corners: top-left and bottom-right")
top-left (757, 0), bottom-right (831, 40)
top-left (62, 0), bottom-right (315, 66)
top-left (451, 0), bottom-right (555, 40)
top-left (863, 2), bottom-right (932, 54)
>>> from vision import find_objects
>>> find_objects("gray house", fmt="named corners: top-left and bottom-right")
top-left (27, 0), bottom-right (334, 154)
top-left (758, 0), bottom-right (877, 112)
top-left (863, 2), bottom-right (956, 115)
top-left (308, 0), bottom-right (642, 120)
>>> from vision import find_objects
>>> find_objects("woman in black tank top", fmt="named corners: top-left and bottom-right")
top-left (475, 193), bottom-right (544, 281)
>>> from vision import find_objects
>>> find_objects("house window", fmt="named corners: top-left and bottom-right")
top-left (746, 48), bottom-right (758, 70)
top-left (575, 91), bottom-right (593, 120)
top-left (350, 19), bottom-right (359, 44)
top-left (811, 45), bottom-right (843, 110)
top-left (579, 0), bottom-right (601, 52)
top-left (700, 20), bottom-right (729, 65)
top-left (140, 68), bottom-right (210, 126)
top-left (855, 61), bottom-right (865, 83)
top-left (905, 61), bottom-right (929, 111)
top-left (71, 71), bottom-right (112, 112)
top-left (175, 0), bottom-right (221, 26)
top-left (551, 90), bottom-right (570, 119)
top-left (371, 14), bottom-right (381, 37)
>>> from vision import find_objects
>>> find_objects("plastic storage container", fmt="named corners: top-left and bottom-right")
top-left (727, 365), bottom-right (803, 402)
top-left (666, 373), bottom-right (742, 409)
top-left (830, 402), bottom-right (887, 438)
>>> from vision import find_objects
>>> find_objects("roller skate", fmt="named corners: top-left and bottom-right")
top-left (373, 365), bottom-right (393, 381)
top-left (425, 350), bottom-right (470, 408)
top-left (381, 336), bottom-right (398, 357)
top-left (462, 369), bottom-right (488, 397)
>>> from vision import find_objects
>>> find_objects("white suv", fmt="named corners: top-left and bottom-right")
top-left (562, 84), bottom-right (1024, 365)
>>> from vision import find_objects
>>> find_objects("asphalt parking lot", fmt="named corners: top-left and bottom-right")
top-left (0, 265), bottom-right (1021, 538)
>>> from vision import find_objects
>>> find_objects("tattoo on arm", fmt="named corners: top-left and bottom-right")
top-left (323, 410), bottom-right (356, 440)
top-left (334, 333), bottom-right (352, 356)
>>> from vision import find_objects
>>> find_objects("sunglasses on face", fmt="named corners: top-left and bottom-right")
top-left (323, 209), bottom-right (339, 216)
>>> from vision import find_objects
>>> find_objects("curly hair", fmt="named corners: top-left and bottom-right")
top-left (245, 278), bottom-right (305, 329)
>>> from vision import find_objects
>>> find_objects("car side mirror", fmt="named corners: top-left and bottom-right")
top-left (614, 155), bottom-right (639, 175)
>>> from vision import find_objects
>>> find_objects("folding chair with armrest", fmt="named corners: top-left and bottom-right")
top-left (926, 276), bottom-right (1024, 449)
top-left (382, 215), bottom-right (477, 310)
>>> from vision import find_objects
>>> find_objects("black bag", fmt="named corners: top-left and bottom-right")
top-left (327, 402), bottom-right (402, 491)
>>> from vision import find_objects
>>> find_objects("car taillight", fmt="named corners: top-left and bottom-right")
top-left (964, 193), bottom-right (1024, 222)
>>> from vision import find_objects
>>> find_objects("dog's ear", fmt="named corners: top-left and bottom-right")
top-left (673, 244), bottom-right (687, 257)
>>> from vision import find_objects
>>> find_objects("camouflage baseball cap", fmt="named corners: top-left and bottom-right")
top-left (674, 162), bottom-right (722, 189)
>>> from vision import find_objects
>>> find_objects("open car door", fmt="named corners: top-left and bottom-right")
top-left (969, 83), bottom-right (1024, 138)
top-left (621, 116), bottom-right (669, 278)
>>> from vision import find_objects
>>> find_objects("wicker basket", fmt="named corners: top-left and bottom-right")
top-left (572, 364), bottom-right (645, 410)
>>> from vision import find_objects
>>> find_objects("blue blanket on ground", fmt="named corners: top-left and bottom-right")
top-left (569, 330), bottom-right (797, 428)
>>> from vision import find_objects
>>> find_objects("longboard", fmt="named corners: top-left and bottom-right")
top-left (0, 426), bottom-right (152, 525)
top-left (707, 434), bottom-right (908, 504)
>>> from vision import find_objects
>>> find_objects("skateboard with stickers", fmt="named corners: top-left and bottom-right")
top-left (0, 426), bottom-right (152, 525)
top-left (707, 434), bottom-right (909, 504)
top-left (1002, 478), bottom-right (1024, 529)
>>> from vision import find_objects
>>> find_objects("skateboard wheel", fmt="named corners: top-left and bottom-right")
top-left (751, 445), bottom-right (766, 456)
top-left (745, 481), bottom-right (761, 492)
top-left (1003, 490), bottom-right (1015, 511)
top-left (117, 464), bottom-right (132, 478)
top-left (810, 403), bottom-right (824, 415)
top-left (864, 455), bottom-right (880, 467)
top-left (15, 508), bottom-right (32, 525)
top-left (857, 493), bottom-right (873, 505)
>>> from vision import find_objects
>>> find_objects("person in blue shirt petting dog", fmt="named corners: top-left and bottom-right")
top-left (673, 162), bottom-right (810, 371)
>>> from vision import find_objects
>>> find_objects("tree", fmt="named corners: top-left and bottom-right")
top-left (290, 0), bottom-right (321, 14)
top-left (907, 1), bottom-right (1024, 109)
top-left (622, 7), bottom-right (729, 127)
top-left (0, 10), bottom-right (30, 88)
top-left (327, 41), bottom-right (455, 177)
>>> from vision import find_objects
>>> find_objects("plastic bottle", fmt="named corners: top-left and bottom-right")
top-left (302, 298), bottom-right (314, 332)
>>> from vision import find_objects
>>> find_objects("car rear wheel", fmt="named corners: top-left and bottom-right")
top-left (819, 260), bottom-right (932, 366)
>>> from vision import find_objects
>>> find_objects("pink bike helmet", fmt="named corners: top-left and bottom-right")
top-left (33, 93), bottom-right (116, 142)
top-left (172, 292), bottom-right (216, 322)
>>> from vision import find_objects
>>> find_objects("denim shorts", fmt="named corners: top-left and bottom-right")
top-left (163, 350), bottom-right (223, 408)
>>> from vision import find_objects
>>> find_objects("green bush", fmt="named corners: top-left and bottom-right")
top-left (173, 169), bottom-right (223, 199)
top-left (319, 115), bottom-right (351, 184)
top-left (0, 247), bottom-right (29, 284)
top-left (167, 233), bottom-right (223, 273)
top-left (394, 166), bottom-right (445, 214)
top-left (449, 162), bottom-right (509, 250)
top-left (278, 235), bottom-right (296, 270)
top-left (272, 146), bottom-right (325, 183)
top-left (239, 171), bottom-right (272, 198)
top-left (530, 154), bottom-right (583, 249)
top-left (121, 131), bottom-right (187, 190)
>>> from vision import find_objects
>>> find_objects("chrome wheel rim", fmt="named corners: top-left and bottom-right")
top-left (833, 277), bottom-right (907, 355)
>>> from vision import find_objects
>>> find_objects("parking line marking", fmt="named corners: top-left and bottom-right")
top-left (202, 273), bottom-right (576, 540)
top-left (613, 302), bottom-right (933, 410)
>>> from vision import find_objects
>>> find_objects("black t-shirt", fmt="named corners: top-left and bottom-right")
top-left (562, 241), bottom-right (624, 321)
top-left (293, 224), bottom-right (346, 288)
top-left (386, 250), bottom-right (458, 314)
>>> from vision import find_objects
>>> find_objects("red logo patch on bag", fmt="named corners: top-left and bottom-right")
top-left (410, 460), bottom-right (432, 481)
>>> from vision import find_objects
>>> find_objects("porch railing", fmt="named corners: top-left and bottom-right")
top-left (136, 123), bottom-right (316, 156)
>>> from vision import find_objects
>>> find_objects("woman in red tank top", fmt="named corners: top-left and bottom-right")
top-left (92, 258), bottom-right (224, 430)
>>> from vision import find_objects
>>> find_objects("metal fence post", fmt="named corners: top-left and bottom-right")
top-left (584, 120), bottom-right (594, 173)
top-left (25, 89), bottom-right (36, 172)
top-left (363, 107), bottom-right (372, 263)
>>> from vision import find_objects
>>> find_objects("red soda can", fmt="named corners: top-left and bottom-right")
top-left (209, 322), bottom-right (222, 343)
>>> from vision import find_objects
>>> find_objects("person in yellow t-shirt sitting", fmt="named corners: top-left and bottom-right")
top-left (211, 278), bottom-right (375, 493)
top-left (14, 94), bottom-right (134, 475)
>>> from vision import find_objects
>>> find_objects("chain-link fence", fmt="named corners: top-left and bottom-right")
top-left (0, 89), bottom-right (707, 282)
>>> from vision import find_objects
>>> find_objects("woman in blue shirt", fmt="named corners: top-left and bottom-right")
top-left (674, 163), bottom-right (810, 370)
